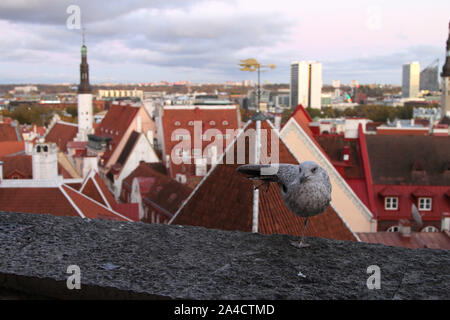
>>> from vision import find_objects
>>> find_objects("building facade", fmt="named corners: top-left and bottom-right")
top-left (441, 22), bottom-right (450, 117)
top-left (402, 62), bottom-right (420, 98)
top-left (290, 61), bottom-right (322, 109)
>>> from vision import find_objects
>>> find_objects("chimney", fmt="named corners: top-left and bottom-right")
top-left (342, 145), bottom-right (351, 163)
top-left (25, 139), bottom-right (34, 155)
top-left (399, 219), bottom-right (411, 238)
top-left (274, 113), bottom-right (282, 130)
top-left (32, 143), bottom-right (58, 180)
top-left (441, 212), bottom-right (450, 232)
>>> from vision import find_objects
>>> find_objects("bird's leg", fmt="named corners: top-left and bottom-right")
top-left (291, 217), bottom-right (310, 248)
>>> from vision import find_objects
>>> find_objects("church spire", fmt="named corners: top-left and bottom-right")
top-left (442, 21), bottom-right (450, 77)
top-left (78, 28), bottom-right (91, 94)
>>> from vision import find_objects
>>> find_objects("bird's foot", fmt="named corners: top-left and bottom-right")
top-left (290, 240), bottom-right (310, 248)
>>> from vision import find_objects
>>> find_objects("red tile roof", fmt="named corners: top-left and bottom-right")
top-left (121, 162), bottom-right (192, 219)
top-left (61, 185), bottom-right (129, 221)
top-left (0, 141), bottom-right (24, 158)
top-left (171, 120), bottom-right (357, 241)
top-left (0, 187), bottom-right (78, 216)
top-left (79, 171), bottom-right (117, 209)
top-left (161, 106), bottom-right (240, 179)
top-left (0, 154), bottom-right (32, 179)
top-left (358, 231), bottom-right (450, 249)
top-left (95, 105), bottom-right (139, 164)
top-left (0, 184), bottom-right (131, 221)
top-left (0, 123), bottom-right (20, 142)
top-left (45, 122), bottom-right (78, 152)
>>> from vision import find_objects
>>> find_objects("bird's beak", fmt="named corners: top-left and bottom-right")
top-left (237, 164), bottom-right (279, 182)
top-left (300, 175), bottom-right (310, 184)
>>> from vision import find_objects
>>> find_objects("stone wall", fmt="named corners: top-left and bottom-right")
top-left (0, 212), bottom-right (449, 299)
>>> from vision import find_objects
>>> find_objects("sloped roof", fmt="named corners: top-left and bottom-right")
top-left (0, 184), bottom-right (131, 221)
top-left (0, 123), bottom-right (20, 142)
top-left (121, 162), bottom-right (192, 218)
top-left (0, 141), bottom-right (24, 158)
top-left (0, 153), bottom-right (32, 178)
top-left (80, 170), bottom-right (117, 209)
top-left (161, 105), bottom-right (240, 178)
top-left (358, 232), bottom-right (450, 249)
top-left (0, 187), bottom-right (78, 216)
top-left (366, 135), bottom-right (450, 185)
top-left (45, 122), bottom-right (78, 152)
top-left (170, 119), bottom-right (357, 241)
top-left (95, 105), bottom-right (139, 163)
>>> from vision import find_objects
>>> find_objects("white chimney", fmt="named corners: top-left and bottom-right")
top-left (32, 143), bottom-right (58, 180)
top-left (441, 212), bottom-right (450, 232)
top-left (399, 219), bottom-right (411, 238)
top-left (25, 140), bottom-right (34, 155)
top-left (274, 114), bottom-right (282, 130)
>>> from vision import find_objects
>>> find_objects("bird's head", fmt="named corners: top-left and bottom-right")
top-left (298, 161), bottom-right (325, 184)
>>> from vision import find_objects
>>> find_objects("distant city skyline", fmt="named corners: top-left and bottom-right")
top-left (0, 0), bottom-right (449, 85)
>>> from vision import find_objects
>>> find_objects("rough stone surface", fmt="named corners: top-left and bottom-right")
top-left (0, 212), bottom-right (449, 300)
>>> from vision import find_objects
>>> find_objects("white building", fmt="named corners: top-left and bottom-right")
top-left (402, 62), bottom-right (420, 99)
top-left (290, 61), bottom-right (322, 109)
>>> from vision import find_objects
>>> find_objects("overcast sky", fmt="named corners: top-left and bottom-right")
top-left (0, 0), bottom-right (449, 85)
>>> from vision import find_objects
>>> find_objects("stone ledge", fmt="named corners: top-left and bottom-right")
top-left (0, 212), bottom-right (449, 300)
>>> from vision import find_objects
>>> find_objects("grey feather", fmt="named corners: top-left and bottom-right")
top-left (237, 161), bottom-right (332, 218)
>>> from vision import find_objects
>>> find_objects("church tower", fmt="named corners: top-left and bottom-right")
top-left (441, 22), bottom-right (450, 117)
top-left (75, 32), bottom-right (93, 142)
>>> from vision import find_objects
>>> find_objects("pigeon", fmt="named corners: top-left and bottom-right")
top-left (237, 161), bottom-right (332, 248)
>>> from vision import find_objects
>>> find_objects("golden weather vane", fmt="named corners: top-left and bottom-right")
top-left (238, 58), bottom-right (276, 112)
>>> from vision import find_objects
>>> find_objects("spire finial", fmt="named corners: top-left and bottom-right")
top-left (82, 26), bottom-right (86, 46)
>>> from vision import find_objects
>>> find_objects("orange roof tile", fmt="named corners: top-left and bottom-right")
top-left (171, 119), bottom-right (357, 241)
top-left (45, 122), bottom-right (78, 152)
top-left (0, 141), bottom-right (24, 158)
top-left (0, 123), bottom-right (20, 142)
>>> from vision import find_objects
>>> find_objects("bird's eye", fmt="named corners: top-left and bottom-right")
top-left (312, 167), bottom-right (317, 173)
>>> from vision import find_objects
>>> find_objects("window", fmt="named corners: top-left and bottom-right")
top-left (387, 226), bottom-right (399, 232)
top-left (174, 121), bottom-right (181, 126)
top-left (384, 197), bottom-right (398, 210)
top-left (421, 226), bottom-right (439, 233)
top-left (222, 120), bottom-right (229, 126)
top-left (418, 197), bottom-right (432, 211)
top-left (209, 121), bottom-right (216, 126)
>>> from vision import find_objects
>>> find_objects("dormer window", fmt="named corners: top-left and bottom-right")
top-left (222, 120), bottom-right (229, 126)
top-left (421, 226), bottom-right (438, 232)
top-left (209, 121), bottom-right (215, 126)
top-left (387, 226), bottom-right (399, 232)
top-left (418, 197), bottom-right (432, 211)
top-left (188, 121), bottom-right (194, 126)
top-left (384, 197), bottom-right (398, 210)
top-left (174, 121), bottom-right (181, 126)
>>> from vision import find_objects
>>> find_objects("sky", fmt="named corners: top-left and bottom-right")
top-left (0, 0), bottom-right (449, 85)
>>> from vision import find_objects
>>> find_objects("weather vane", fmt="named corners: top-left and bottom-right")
top-left (238, 59), bottom-right (275, 113)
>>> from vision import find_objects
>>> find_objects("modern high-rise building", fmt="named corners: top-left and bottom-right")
top-left (441, 22), bottom-right (450, 117)
top-left (402, 62), bottom-right (420, 98)
top-left (290, 61), bottom-right (322, 109)
top-left (420, 60), bottom-right (439, 92)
